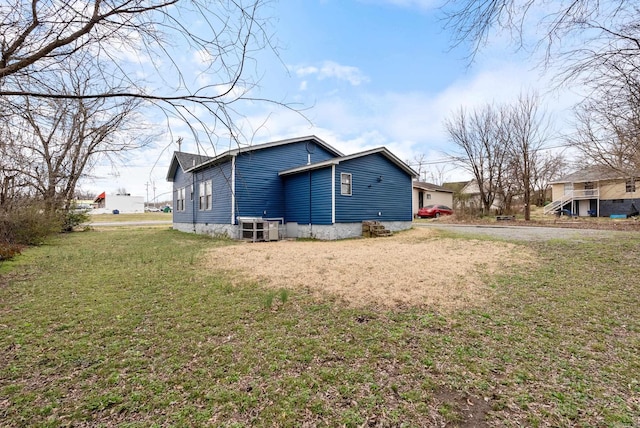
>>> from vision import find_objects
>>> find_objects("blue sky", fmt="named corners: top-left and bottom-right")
top-left (86, 0), bottom-right (581, 203)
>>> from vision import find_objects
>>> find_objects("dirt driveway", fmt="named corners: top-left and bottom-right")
top-left (205, 227), bottom-right (536, 310)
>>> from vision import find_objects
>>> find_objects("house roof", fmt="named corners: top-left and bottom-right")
top-left (442, 181), bottom-right (472, 193)
top-left (166, 135), bottom-right (342, 182)
top-left (551, 166), bottom-right (640, 184)
top-left (94, 191), bottom-right (106, 203)
top-left (166, 152), bottom-right (213, 182)
top-left (412, 181), bottom-right (453, 193)
top-left (278, 147), bottom-right (419, 178)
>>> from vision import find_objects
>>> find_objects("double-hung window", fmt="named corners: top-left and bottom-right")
top-left (199, 180), bottom-right (212, 210)
top-left (341, 173), bottom-right (352, 196)
top-left (176, 187), bottom-right (185, 211)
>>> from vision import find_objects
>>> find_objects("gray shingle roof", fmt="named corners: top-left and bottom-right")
top-left (413, 181), bottom-right (453, 193)
top-left (552, 166), bottom-right (640, 183)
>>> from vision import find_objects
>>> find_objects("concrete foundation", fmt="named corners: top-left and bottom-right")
top-left (173, 221), bottom-right (413, 240)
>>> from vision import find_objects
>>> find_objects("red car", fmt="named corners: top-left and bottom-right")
top-left (417, 204), bottom-right (453, 218)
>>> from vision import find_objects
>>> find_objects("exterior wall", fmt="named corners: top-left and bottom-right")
top-left (552, 178), bottom-right (640, 216)
top-left (599, 199), bottom-right (639, 217)
top-left (173, 222), bottom-right (237, 238)
top-left (171, 159), bottom-right (233, 225)
top-left (412, 188), bottom-right (453, 215)
top-left (234, 140), bottom-right (336, 220)
top-left (172, 166), bottom-right (194, 224)
top-left (285, 221), bottom-right (413, 240)
top-left (335, 153), bottom-right (413, 223)
top-left (599, 179), bottom-right (639, 200)
top-left (551, 183), bottom-right (566, 202)
top-left (174, 220), bottom-right (413, 240)
top-left (283, 167), bottom-right (332, 225)
top-left (104, 194), bottom-right (144, 213)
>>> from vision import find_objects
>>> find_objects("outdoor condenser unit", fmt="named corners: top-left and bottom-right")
top-left (238, 217), bottom-right (279, 242)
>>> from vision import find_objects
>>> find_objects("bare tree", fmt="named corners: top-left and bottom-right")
top-left (446, 95), bottom-right (554, 219)
top-left (1, 61), bottom-right (150, 212)
top-left (530, 151), bottom-right (566, 207)
top-left (0, 0), bottom-right (286, 148)
top-left (445, 104), bottom-right (509, 214)
top-left (409, 154), bottom-right (428, 181)
top-left (424, 164), bottom-right (450, 186)
top-left (568, 66), bottom-right (640, 174)
top-left (443, 1), bottom-right (635, 67)
top-left (443, 1), bottom-right (640, 182)
top-left (505, 93), bottom-right (549, 220)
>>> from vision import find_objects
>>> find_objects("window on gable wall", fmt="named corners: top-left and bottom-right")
top-left (176, 187), bottom-right (185, 211)
top-left (341, 173), bottom-right (352, 196)
top-left (626, 178), bottom-right (636, 193)
top-left (199, 180), bottom-right (212, 210)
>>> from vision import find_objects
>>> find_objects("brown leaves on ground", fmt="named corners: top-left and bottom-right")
top-left (204, 228), bottom-right (536, 311)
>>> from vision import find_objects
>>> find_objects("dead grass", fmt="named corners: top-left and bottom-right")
top-left (205, 227), bottom-right (536, 310)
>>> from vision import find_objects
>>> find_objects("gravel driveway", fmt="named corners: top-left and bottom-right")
top-left (415, 223), bottom-right (639, 241)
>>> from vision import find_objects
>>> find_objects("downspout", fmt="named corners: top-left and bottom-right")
top-left (309, 170), bottom-right (312, 238)
top-left (191, 171), bottom-right (196, 232)
top-left (231, 155), bottom-right (236, 225)
top-left (331, 164), bottom-right (335, 224)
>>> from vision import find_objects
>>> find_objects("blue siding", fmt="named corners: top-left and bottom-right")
top-left (283, 167), bottom-right (332, 225)
top-left (172, 166), bottom-right (194, 224)
top-left (335, 153), bottom-right (413, 222)
top-left (193, 161), bottom-right (233, 224)
top-left (234, 140), bottom-right (335, 221)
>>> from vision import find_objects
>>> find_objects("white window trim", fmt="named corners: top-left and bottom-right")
top-left (176, 187), bottom-right (185, 211)
top-left (199, 179), bottom-right (212, 211)
top-left (341, 172), bottom-right (352, 196)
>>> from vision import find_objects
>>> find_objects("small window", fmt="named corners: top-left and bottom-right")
top-left (176, 187), bottom-right (185, 211)
top-left (199, 180), bottom-right (212, 210)
top-left (426, 193), bottom-right (432, 200)
top-left (626, 178), bottom-right (636, 193)
top-left (190, 184), bottom-right (194, 201)
top-left (341, 173), bottom-right (352, 196)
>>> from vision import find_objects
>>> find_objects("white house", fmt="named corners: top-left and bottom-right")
top-left (412, 181), bottom-right (454, 217)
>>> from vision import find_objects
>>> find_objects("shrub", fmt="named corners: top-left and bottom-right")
top-left (0, 202), bottom-right (62, 246)
top-left (62, 208), bottom-right (90, 232)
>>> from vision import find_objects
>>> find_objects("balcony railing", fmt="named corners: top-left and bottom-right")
top-left (571, 189), bottom-right (599, 198)
top-left (544, 189), bottom-right (599, 215)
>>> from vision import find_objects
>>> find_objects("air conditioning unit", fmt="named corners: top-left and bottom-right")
top-left (238, 217), bottom-right (279, 242)
top-left (267, 221), bottom-right (279, 241)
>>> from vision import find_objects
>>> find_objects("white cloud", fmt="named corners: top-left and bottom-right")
top-left (292, 61), bottom-right (370, 86)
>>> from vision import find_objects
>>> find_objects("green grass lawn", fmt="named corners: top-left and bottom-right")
top-left (1, 229), bottom-right (639, 426)
top-left (89, 212), bottom-right (171, 223)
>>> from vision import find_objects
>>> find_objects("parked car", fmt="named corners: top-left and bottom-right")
top-left (417, 204), bottom-right (453, 218)
top-left (146, 206), bottom-right (161, 212)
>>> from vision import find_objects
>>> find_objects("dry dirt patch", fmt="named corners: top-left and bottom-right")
top-left (205, 228), bottom-right (535, 310)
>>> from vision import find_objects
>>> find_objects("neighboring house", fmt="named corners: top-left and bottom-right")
top-left (546, 166), bottom-right (640, 217)
top-left (412, 181), bottom-right (453, 217)
top-left (93, 192), bottom-right (145, 214)
top-left (442, 180), bottom-right (501, 213)
top-left (166, 135), bottom-right (418, 240)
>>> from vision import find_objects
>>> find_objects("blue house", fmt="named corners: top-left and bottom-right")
top-left (166, 135), bottom-right (417, 240)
